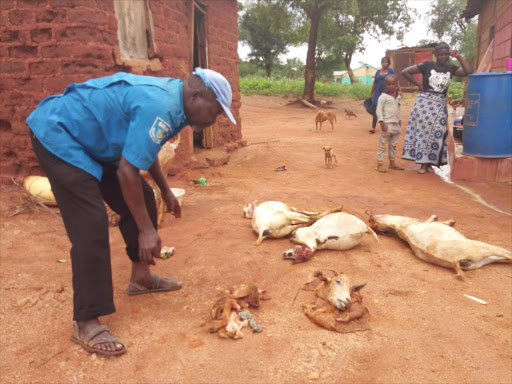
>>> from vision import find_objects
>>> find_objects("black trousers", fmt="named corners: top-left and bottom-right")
top-left (371, 101), bottom-right (379, 129)
top-left (30, 132), bottom-right (157, 320)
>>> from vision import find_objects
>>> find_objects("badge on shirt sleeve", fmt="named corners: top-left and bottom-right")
top-left (149, 117), bottom-right (171, 144)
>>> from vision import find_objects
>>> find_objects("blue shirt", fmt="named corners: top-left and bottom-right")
top-left (372, 68), bottom-right (396, 106)
top-left (27, 72), bottom-right (188, 181)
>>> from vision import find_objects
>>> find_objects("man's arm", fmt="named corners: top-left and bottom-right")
top-left (117, 157), bottom-right (161, 265)
top-left (147, 158), bottom-right (181, 218)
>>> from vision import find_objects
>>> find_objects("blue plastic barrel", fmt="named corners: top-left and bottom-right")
top-left (463, 72), bottom-right (512, 158)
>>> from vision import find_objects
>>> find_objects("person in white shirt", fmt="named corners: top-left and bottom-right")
top-left (375, 75), bottom-right (404, 173)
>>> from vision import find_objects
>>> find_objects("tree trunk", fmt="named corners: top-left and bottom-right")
top-left (303, 4), bottom-right (322, 103)
top-left (265, 62), bottom-right (271, 78)
top-left (344, 53), bottom-right (354, 84)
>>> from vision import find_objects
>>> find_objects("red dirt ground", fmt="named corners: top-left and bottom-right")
top-left (1, 95), bottom-right (511, 384)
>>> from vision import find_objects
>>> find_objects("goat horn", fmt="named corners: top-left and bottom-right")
top-left (352, 283), bottom-right (367, 291)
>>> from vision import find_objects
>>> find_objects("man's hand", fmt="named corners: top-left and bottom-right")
top-left (138, 228), bottom-right (161, 265)
top-left (380, 122), bottom-right (388, 132)
top-left (162, 189), bottom-right (181, 218)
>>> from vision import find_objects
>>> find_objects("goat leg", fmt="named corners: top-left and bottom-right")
top-left (425, 215), bottom-right (438, 222)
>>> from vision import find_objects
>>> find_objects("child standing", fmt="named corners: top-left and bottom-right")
top-left (375, 75), bottom-right (404, 173)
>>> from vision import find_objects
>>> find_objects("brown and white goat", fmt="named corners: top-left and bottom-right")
top-left (243, 201), bottom-right (342, 246)
top-left (308, 269), bottom-right (366, 311)
top-left (367, 211), bottom-right (512, 277)
top-left (282, 212), bottom-right (379, 263)
top-left (302, 270), bottom-right (369, 333)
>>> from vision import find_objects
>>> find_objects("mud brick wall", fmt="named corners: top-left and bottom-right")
top-left (203, 0), bottom-right (241, 147)
top-left (475, 0), bottom-right (512, 71)
top-left (0, 0), bottom-right (241, 183)
top-left (492, 1), bottom-right (511, 71)
top-left (0, 0), bottom-right (120, 182)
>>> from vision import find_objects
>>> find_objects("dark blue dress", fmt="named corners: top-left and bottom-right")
top-left (372, 68), bottom-right (396, 106)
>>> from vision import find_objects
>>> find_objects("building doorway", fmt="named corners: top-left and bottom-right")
top-left (192, 1), bottom-right (213, 149)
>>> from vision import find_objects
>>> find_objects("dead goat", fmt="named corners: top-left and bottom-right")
top-left (243, 200), bottom-right (342, 246)
top-left (302, 270), bottom-right (370, 333)
top-left (367, 211), bottom-right (512, 278)
top-left (283, 212), bottom-right (379, 263)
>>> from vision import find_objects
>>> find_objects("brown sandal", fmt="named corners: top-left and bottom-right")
top-left (70, 321), bottom-right (126, 356)
top-left (127, 274), bottom-right (182, 296)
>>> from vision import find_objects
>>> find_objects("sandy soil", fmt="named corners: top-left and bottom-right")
top-left (1, 94), bottom-right (511, 384)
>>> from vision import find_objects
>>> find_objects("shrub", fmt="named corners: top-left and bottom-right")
top-left (447, 82), bottom-right (464, 101)
top-left (239, 77), bottom-right (372, 100)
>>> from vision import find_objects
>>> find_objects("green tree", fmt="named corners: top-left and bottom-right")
top-left (239, 1), bottom-right (297, 77)
top-left (315, 9), bottom-right (347, 80)
top-left (273, 0), bottom-right (341, 102)
top-left (238, 60), bottom-right (267, 77)
top-left (426, 0), bottom-right (477, 62)
top-left (332, 0), bottom-right (412, 83)
top-left (274, 58), bottom-right (306, 78)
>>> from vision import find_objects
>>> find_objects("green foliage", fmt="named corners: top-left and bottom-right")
top-left (315, 9), bottom-right (347, 80)
top-left (272, 0), bottom-right (343, 101)
top-left (238, 61), bottom-right (267, 78)
top-left (460, 23), bottom-right (477, 63)
top-left (238, 58), bottom-right (305, 79)
top-left (426, 0), bottom-right (476, 62)
top-left (239, 1), bottom-right (299, 77)
top-left (324, 0), bottom-right (413, 83)
top-left (274, 58), bottom-right (306, 79)
top-left (447, 82), bottom-right (464, 101)
top-left (240, 76), bottom-right (371, 99)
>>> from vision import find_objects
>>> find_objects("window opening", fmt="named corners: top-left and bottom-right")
top-left (114, 0), bottom-right (156, 62)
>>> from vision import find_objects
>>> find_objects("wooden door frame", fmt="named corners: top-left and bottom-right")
top-left (191, 0), bottom-right (214, 149)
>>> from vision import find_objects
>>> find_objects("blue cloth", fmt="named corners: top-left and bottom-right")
top-left (27, 72), bottom-right (187, 181)
top-left (402, 91), bottom-right (448, 166)
top-left (372, 68), bottom-right (396, 106)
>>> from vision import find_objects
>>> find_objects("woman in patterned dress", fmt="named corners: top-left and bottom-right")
top-left (401, 42), bottom-right (473, 174)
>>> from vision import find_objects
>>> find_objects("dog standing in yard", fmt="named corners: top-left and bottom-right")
top-left (315, 111), bottom-right (337, 131)
top-left (344, 108), bottom-right (357, 119)
top-left (323, 146), bottom-right (337, 167)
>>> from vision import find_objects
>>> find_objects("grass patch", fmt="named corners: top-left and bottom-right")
top-left (447, 82), bottom-right (464, 101)
top-left (240, 77), bottom-right (371, 100)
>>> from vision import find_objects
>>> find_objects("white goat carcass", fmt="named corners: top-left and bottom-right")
top-left (282, 212), bottom-right (379, 263)
top-left (367, 211), bottom-right (512, 277)
top-left (243, 201), bottom-right (342, 246)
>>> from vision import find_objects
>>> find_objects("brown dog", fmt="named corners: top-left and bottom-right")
top-left (344, 108), bottom-right (357, 119)
top-left (323, 146), bottom-right (337, 167)
top-left (315, 111), bottom-right (337, 131)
